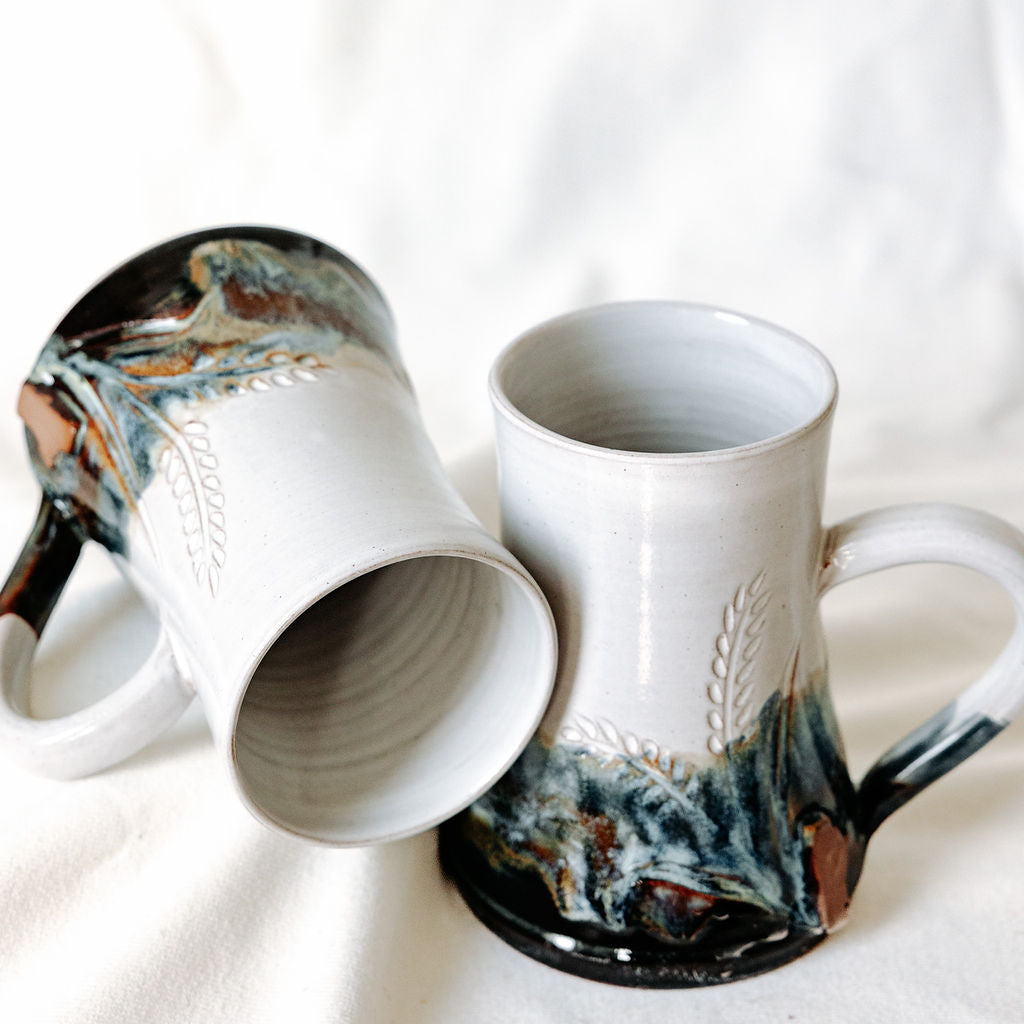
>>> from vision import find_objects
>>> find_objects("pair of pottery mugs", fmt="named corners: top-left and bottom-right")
top-left (3, 226), bottom-right (1024, 987)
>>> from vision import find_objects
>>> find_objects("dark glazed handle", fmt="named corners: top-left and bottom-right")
top-left (0, 501), bottom-right (195, 779)
top-left (819, 504), bottom-right (1024, 836)
top-left (0, 501), bottom-right (83, 633)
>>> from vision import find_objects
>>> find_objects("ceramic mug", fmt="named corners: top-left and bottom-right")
top-left (441, 301), bottom-right (1024, 986)
top-left (0, 227), bottom-right (557, 846)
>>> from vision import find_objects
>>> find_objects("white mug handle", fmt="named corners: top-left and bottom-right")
top-left (0, 501), bottom-right (195, 779)
top-left (819, 503), bottom-right (1024, 835)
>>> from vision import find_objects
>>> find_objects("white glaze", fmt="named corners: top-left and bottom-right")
top-left (0, 313), bottom-right (557, 848)
top-left (492, 301), bottom-right (1024, 774)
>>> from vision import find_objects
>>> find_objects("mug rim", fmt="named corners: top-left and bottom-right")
top-left (226, 540), bottom-right (559, 848)
top-left (489, 300), bottom-right (839, 463)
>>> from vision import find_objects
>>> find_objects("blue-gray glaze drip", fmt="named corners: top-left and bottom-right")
top-left (445, 679), bottom-right (862, 970)
top-left (18, 235), bottom-right (400, 559)
top-left (858, 708), bottom-right (1004, 836)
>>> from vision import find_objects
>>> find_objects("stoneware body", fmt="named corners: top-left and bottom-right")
top-left (441, 301), bottom-right (1024, 986)
top-left (0, 227), bottom-right (557, 846)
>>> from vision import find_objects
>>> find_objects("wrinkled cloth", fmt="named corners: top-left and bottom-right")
top-left (2, 2), bottom-right (1024, 1020)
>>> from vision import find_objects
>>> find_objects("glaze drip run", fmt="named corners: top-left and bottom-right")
top-left (443, 677), bottom-right (865, 985)
top-left (19, 238), bottom-right (400, 582)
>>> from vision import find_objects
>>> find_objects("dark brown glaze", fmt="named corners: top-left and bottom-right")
top-left (856, 709), bottom-right (1004, 836)
top-left (53, 227), bottom-right (389, 345)
top-left (18, 230), bottom-right (401, 562)
top-left (441, 684), bottom-right (866, 987)
top-left (220, 275), bottom-right (365, 337)
top-left (0, 502), bottom-right (81, 636)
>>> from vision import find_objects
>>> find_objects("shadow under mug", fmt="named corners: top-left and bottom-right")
top-left (0, 227), bottom-right (557, 846)
top-left (441, 300), bottom-right (1024, 985)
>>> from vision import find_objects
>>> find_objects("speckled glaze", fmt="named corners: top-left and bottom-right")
top-left (442, 301), bottom-right (1024, 986)
top-left (0, 227), bottom-right (557, 846)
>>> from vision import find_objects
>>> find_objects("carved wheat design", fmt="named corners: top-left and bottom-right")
top-left (173, 352), bottom-right (331, 401)
top-left (707, 570), bottom-right (770, 754)
top-left (24, 236), bottom-right (390, 590)
top-left (157, 420), bottom-right (226, 596)
top-left (138, 358), bottom-right (326, 597)
top-left (561, 714), bottom-right (691, 784)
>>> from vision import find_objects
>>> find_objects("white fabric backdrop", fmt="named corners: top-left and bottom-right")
top-left (2, 1), bottom-right (1024, 1020)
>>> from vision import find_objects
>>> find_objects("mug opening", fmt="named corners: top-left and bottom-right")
top-left (232, 553), bottom-right (552, 845)
top-left (492, 303), bottom-right (837, 456)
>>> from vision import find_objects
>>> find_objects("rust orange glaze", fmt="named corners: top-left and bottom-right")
top-left (441, 682), bottom-right (867, 987)
top-left (443, 647), bottom-right (1006, 990)
top-left (17, 230), bottom-right (401, 558)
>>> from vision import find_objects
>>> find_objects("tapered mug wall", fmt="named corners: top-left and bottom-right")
top-left (0, 227), bottom-right (557, 846)
top-left (442, 301), bottom-right (1024, 986)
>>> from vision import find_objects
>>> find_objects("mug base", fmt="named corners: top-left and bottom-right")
top-left (441, 833), bottom-right (828, 988)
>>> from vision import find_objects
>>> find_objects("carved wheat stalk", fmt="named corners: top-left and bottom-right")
top-left (707, 571), bottom-right (770, 754)
top-left (561, 714), bottom-right (692, 799)
top-left (158, 420), bottom-right (226, 597)
top-left (123, 356), bottom-right (327, 597)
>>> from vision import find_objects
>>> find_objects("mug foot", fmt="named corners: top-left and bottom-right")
top-left (441, 832), bottom-right (828, 988)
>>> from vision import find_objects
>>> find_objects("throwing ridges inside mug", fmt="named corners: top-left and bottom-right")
top-left (0, 227), bottom-right (557, 847)
top-left (441, 301), bottom-right (1024, 986)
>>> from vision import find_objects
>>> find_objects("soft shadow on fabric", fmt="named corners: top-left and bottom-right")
top-left (444, 446), bottom-right (500, 536)
top-left (348, 831), bottom-right (479, 1023)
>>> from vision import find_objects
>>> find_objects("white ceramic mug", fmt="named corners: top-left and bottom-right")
top-left (0, 227), bottom-right (557, 846)
top-left (442, 300), bottom-right (1024, 986)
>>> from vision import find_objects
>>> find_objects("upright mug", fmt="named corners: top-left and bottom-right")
top-left (441, 301), bottom-right (1024, 986)
top-left (0, 227), bottom-right (557, 846)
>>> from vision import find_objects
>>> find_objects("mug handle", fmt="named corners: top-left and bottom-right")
top-left (819, 503), bottom-right (1024, 836)
top-left (0, 500), bottom-right (195, 779)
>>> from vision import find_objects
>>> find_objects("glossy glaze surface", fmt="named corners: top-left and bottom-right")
top-left (19, 234), bottom-right (400, 578)
top-left (444, 662), bottom-right (866, 985)
top-left (0, 229), bottom-right (558, 845)
top-left (443, 301), bottom-right (1024, 985)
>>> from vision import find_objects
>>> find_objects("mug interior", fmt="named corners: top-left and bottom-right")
top-left (232, 553), bottom-right (551, 845)
top-left (493, 303), bottom-right (836, 454)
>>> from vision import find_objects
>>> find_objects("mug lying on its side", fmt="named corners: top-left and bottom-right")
top-left (0, 226), bottom-right (557, 847)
